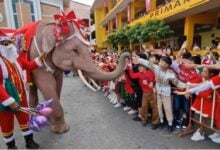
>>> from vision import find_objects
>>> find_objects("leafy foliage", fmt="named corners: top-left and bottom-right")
top-left (107, 19), bottom-right (174, 46)
top-left (107, 25), bottom-right (130, 47)
top-left (139, 20), bottom-right (174, 43)
top-left (127, 23), bottom-right (142, 44)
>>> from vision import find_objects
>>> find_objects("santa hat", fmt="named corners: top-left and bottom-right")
top-left (0, 28), bottom-right (15, 42)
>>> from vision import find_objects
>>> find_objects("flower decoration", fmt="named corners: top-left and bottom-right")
top-left (19, 99), bottom-right (53, 132)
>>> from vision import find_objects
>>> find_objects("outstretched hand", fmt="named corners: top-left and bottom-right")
top-left (174, 90), bottom-right (191, 99)
top-left (181, 41), bottom-right (187, 49)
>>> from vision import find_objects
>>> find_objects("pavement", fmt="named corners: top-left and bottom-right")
top-left (0, 76), bottom-right (219, 149)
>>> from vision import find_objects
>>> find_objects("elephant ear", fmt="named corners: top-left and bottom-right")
top-left (37, 21), bottom-right (56, 53)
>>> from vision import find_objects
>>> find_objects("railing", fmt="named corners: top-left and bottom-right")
top-left (179, 89), bottom-right (220, 137)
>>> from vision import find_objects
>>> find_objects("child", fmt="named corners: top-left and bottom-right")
top-left (176, 74), bottom-right (220, 143)
top-left (123, 58), bottom-right (136, 112)
top-left (128, 62), bottom-right (159, 129)
top-left (134, 55), bottom-right (187, 132)
top-left (189, 68), bottom-right (219, 141)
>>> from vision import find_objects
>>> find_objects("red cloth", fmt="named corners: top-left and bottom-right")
top-left (101, 81), bottom-right (108, 87)
top-left (108, 63), bottom-right (116, 72)
top-left (202, 58), bottom-right (213, 65)
top-left (13, 21), bottom-right (41, 84)
top-left (178, 64), bottom-right (202, 83)
top-left (0, 56), bottom-right (39, 105)
top-left (0, 57), bottom-right (31, 138)
top-left (191, 88), bottom-right (213, 118)
top-left (0, 85), bottom-right (11, 104)
top-left (211, 75), bottom-right (220, 87)
top-left (16, 55), bottom-right (39, 71)
top-left (209, 76), bottom-right (220, 129)
top-left (124, 73), bottom-right (134, 94)
top-left (214, 88), bottom-right (220, 129)
top-left (0, 106), bottom-right (29, 138)
top-left (102, 63), bottom-right (110, 72)
top-left (0, 57), bottom-right (25, 101)
top-left (128, 68), bottom-right (155, 93)
top-left (13, 21), bottom-right (41, 50)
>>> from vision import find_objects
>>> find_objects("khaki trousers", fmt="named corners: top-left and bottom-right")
top-left (157, 94), bottom-right (173, 123)
top-left (141, 92), bottom-right (159, 125)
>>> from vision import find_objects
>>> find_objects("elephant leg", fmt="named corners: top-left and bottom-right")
top-left (29, 84), bottom-right (39, 108)
top-left (32, 69), bottom-right (69, 134)
top-left (54, 70), bottom-right (63, 99)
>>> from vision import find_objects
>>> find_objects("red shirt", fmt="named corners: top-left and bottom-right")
top-left (178, 64), bottom-right (202, 83)
top-left (129, 68), bottom-right (155, 93)
top-left (124, 73), bottom-right (134, 94)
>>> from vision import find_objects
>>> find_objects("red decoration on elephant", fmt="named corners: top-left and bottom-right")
top-left (53, 11), bottom-right (89, 43)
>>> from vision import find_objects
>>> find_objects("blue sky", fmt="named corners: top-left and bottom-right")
top-left (72, 0), bottom-right (95, 6)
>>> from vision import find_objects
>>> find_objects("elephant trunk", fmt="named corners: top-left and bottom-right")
top-left (84, 52), bottom-right (130, 81)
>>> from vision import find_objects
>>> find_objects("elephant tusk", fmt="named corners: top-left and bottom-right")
top-left (77, 70), bottom-right (97, 92)
top-left (89, 78), bottom-right (101, 90)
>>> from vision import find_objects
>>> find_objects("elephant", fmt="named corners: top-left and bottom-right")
top-left (16, 12), bottom-right (130, 134)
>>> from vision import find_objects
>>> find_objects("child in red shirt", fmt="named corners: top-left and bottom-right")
top-left (128, 63), bottom-right (160, 128)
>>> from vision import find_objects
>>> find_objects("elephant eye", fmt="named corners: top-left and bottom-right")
top-left (72, 49), bottom-right (78, 53)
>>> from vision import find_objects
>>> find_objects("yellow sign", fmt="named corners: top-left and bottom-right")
top-left (130, 0), bottom-right (210, 26)
top-left (149, 0), bottom-right (210, 19)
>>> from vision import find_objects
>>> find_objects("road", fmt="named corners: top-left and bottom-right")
top-left (0, 76), bottom-right (219, 149)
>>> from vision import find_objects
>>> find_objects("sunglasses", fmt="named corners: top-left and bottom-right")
top-left (0, 41), bottom-right (13, 46)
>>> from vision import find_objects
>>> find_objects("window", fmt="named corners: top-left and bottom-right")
top-left (156, 0), bottom-right (165, 7)
top-left (90, 13), bottom-right (94, 25)
top-left (91, 31), bottom-right (96, 39)
top-left (11, 0), bottom-right (35, 28)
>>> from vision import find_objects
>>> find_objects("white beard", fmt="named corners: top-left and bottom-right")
top-left (0, 44), bottom-right (18, 63)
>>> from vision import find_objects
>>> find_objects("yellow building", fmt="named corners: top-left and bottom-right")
top-left (91, 0), bottom-right (220, 54)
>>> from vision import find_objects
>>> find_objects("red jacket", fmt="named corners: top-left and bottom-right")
top-left (128, 68), bottom-right (155, 93)
top-left (124, 73), bottom-right (135, 94)
top-left (178, 64), bottom-right (202, 83)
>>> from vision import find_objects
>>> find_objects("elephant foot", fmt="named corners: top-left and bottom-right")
top-left (51, 122), bottom-right (70, 134)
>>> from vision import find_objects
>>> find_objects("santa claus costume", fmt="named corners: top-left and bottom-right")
top-left (189, 74), bottom-right (220, 143)
top-left (0, 30), bottom-right (43, 149)
top-left (191, 88), bottom-right (214, 118)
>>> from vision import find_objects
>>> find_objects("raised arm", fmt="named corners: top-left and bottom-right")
top-left (139, 58), bottom-right (159, 73)
top-left (175, 81), bottom-right (213, 96)
top-left (201, 63), bottom-right (220, 70)
top-left (169, 73), bottom-right (187, 89)
top-left (128, 66), bottom-right (140, 79)
top-left (176, 41), bottom-right (187, 59)
top-left (188, 81), bottom-right (214, 94)
top-left (170, 60), bottom-right (180, 74)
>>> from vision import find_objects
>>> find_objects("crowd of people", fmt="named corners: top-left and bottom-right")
top-left (90, 42), bottom-right (220, 144)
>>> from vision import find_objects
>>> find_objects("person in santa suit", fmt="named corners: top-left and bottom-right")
top-left (0, 30), bottom-right (46, 149)
top-left (175, 73), bottom-right (220, 144)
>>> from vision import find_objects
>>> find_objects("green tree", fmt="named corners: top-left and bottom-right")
top-left (115, 25), bottom-right (130, 45)
top-left (107, 31), bottom-right (117, 48)
top-left (107, 25), bottom-right (130, 48)
top-left (127, 23), bottom-right (143, 44)
top-left (139, 19), bottom-right (174, 45)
